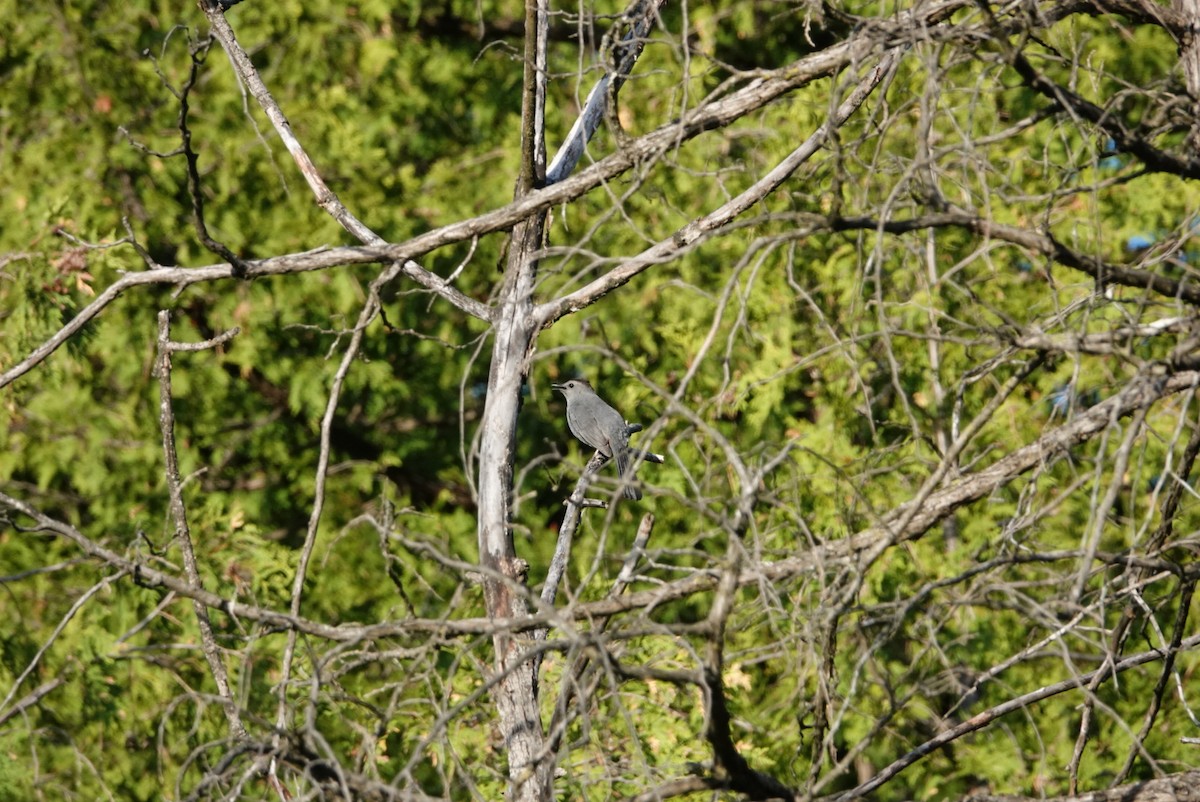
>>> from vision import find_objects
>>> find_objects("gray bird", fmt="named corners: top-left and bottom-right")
top-left (551, 379), bottom-right (642, 500)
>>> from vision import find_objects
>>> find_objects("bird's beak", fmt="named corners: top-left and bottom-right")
top-left (551, 383), bottom-right (565, 391)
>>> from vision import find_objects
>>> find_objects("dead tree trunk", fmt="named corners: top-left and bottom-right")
top-left (475, 1), bottom-right (553, 800)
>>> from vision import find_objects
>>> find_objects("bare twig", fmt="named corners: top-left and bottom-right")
top-left (154, 311), bottom-right (247, 740)
top-left (0, 571), bottom-right (127, 719)
top-left (271, 260), bottom-right (405, 762)
top-left (832, 632), bottom-right (1200, 802)
top-left (545, 0), bottom-right (666, 184)
top-left (700, 555), bottom-right (795, 799)
top-left (535, 49), bottom-right (904, 328)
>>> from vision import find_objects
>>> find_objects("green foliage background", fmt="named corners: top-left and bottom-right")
top-left (2, 1), bottom-right (1198, 800)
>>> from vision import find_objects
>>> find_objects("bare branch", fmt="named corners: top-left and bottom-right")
top-left (535, 50), bottom-right (903, 328)
top-left (701, 557), bottom-right (795, 800)
top-left (832, 633), bottom-right (1200, 801)
top-left (545, 0), bottom-right (666, 184)
top-left (830, 211), bottom-right (1200, 307)
top-left (966, 768), bottom-right (1200, 802)
top-left (154, 310), bottom-right (247, 739)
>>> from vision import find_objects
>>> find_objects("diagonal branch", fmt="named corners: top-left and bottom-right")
top-left (829, 632), bottom-right (1200, 801)
top-left (977, 0), bottom-right (1200, 179)
top-left (967, 768), bottom-right (1200, 802)
top-left (535, 49), bottom-right (904, 328)
top-left (199, 3), bottom-right (379, 244)
top-left (199, 1), bottom-right (489, 316)
top-left (170, 32), bottom-right (250, 276)
top-left (5, 0), bottom-right (984, 391)
top-left (830, 211), bottom-right (1200, 306)
top-left (0, 247), bottom-right (487, 391)
top-left (267, 259), bottom-right (406, 771)
top-left (545, 0), bottom-right (666, 184)
top-left (0, 570), bottom-right (127, 721)
top-left (562, 370), bottom-right (1200, 622)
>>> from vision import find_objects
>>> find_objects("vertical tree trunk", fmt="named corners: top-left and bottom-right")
top-left (475, 1), bottom-right (552, 799)
top-left (1177, 0), bottom-right (1200, 100)
top-left (475, 273), bottom-right (549, 801)
top-left (1177, 0), bottom-right (1200, 148)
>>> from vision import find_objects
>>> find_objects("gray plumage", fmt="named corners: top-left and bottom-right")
top-left (551, 379), bottom-right (641, 500)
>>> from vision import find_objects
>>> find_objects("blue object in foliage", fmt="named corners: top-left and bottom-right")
top-left (1126, 234), bottom-right (1155, 252)
top-left (1047, 384), bottom-right (1073, 417)
top-left (1098, 138), bottom-right (1122, 169)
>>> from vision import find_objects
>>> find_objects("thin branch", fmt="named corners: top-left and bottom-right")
top-left (0, 677), bottom-right (66, 728)
top-left (1011, 317), bottom-right (1194, 360)
top-left (199, 5), bottom-right (379, 244)
top-left (830, 211), bottom-right (1200, 307)
top-left (829, 632), bottom-right (1200, 802)
top-left (173, 34), bottom-right (249, 276)
top-left (984, 2), bottom-right (1200, 180)
top-left (545, 0), bottom-right (666, 184)
top-left (1113, 580), bottom-right (1196, 784)
top-left (0, 247), bottom-right (486, 391)
top-left (701, 557), bottom-right (795, 800)
top-left (0, 570), bottom-right (127, 719)
top-left (0, 491), bottom-right (370, 640)
top-left (200, 1), bottom-right (490, 332)
top-left (271, 260), bottom-right (405, 755)
top-left (541, 513), bottom-right (656, 762)
top-left (630, 776), bottom-right (723, 801)
top-left (540, 450), bottom-right (609, 613)
top-left (967, 768), bottom-right (1200, 802)
top-left (535, 49), bottom-right (903, 328)
top-left (1146, 405), bottom-right (1200, 555)
top-left (155, 310), bottom-right (247, 739)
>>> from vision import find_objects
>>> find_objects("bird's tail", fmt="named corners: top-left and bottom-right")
top-left (615, 448), bottom-right (642, 501)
